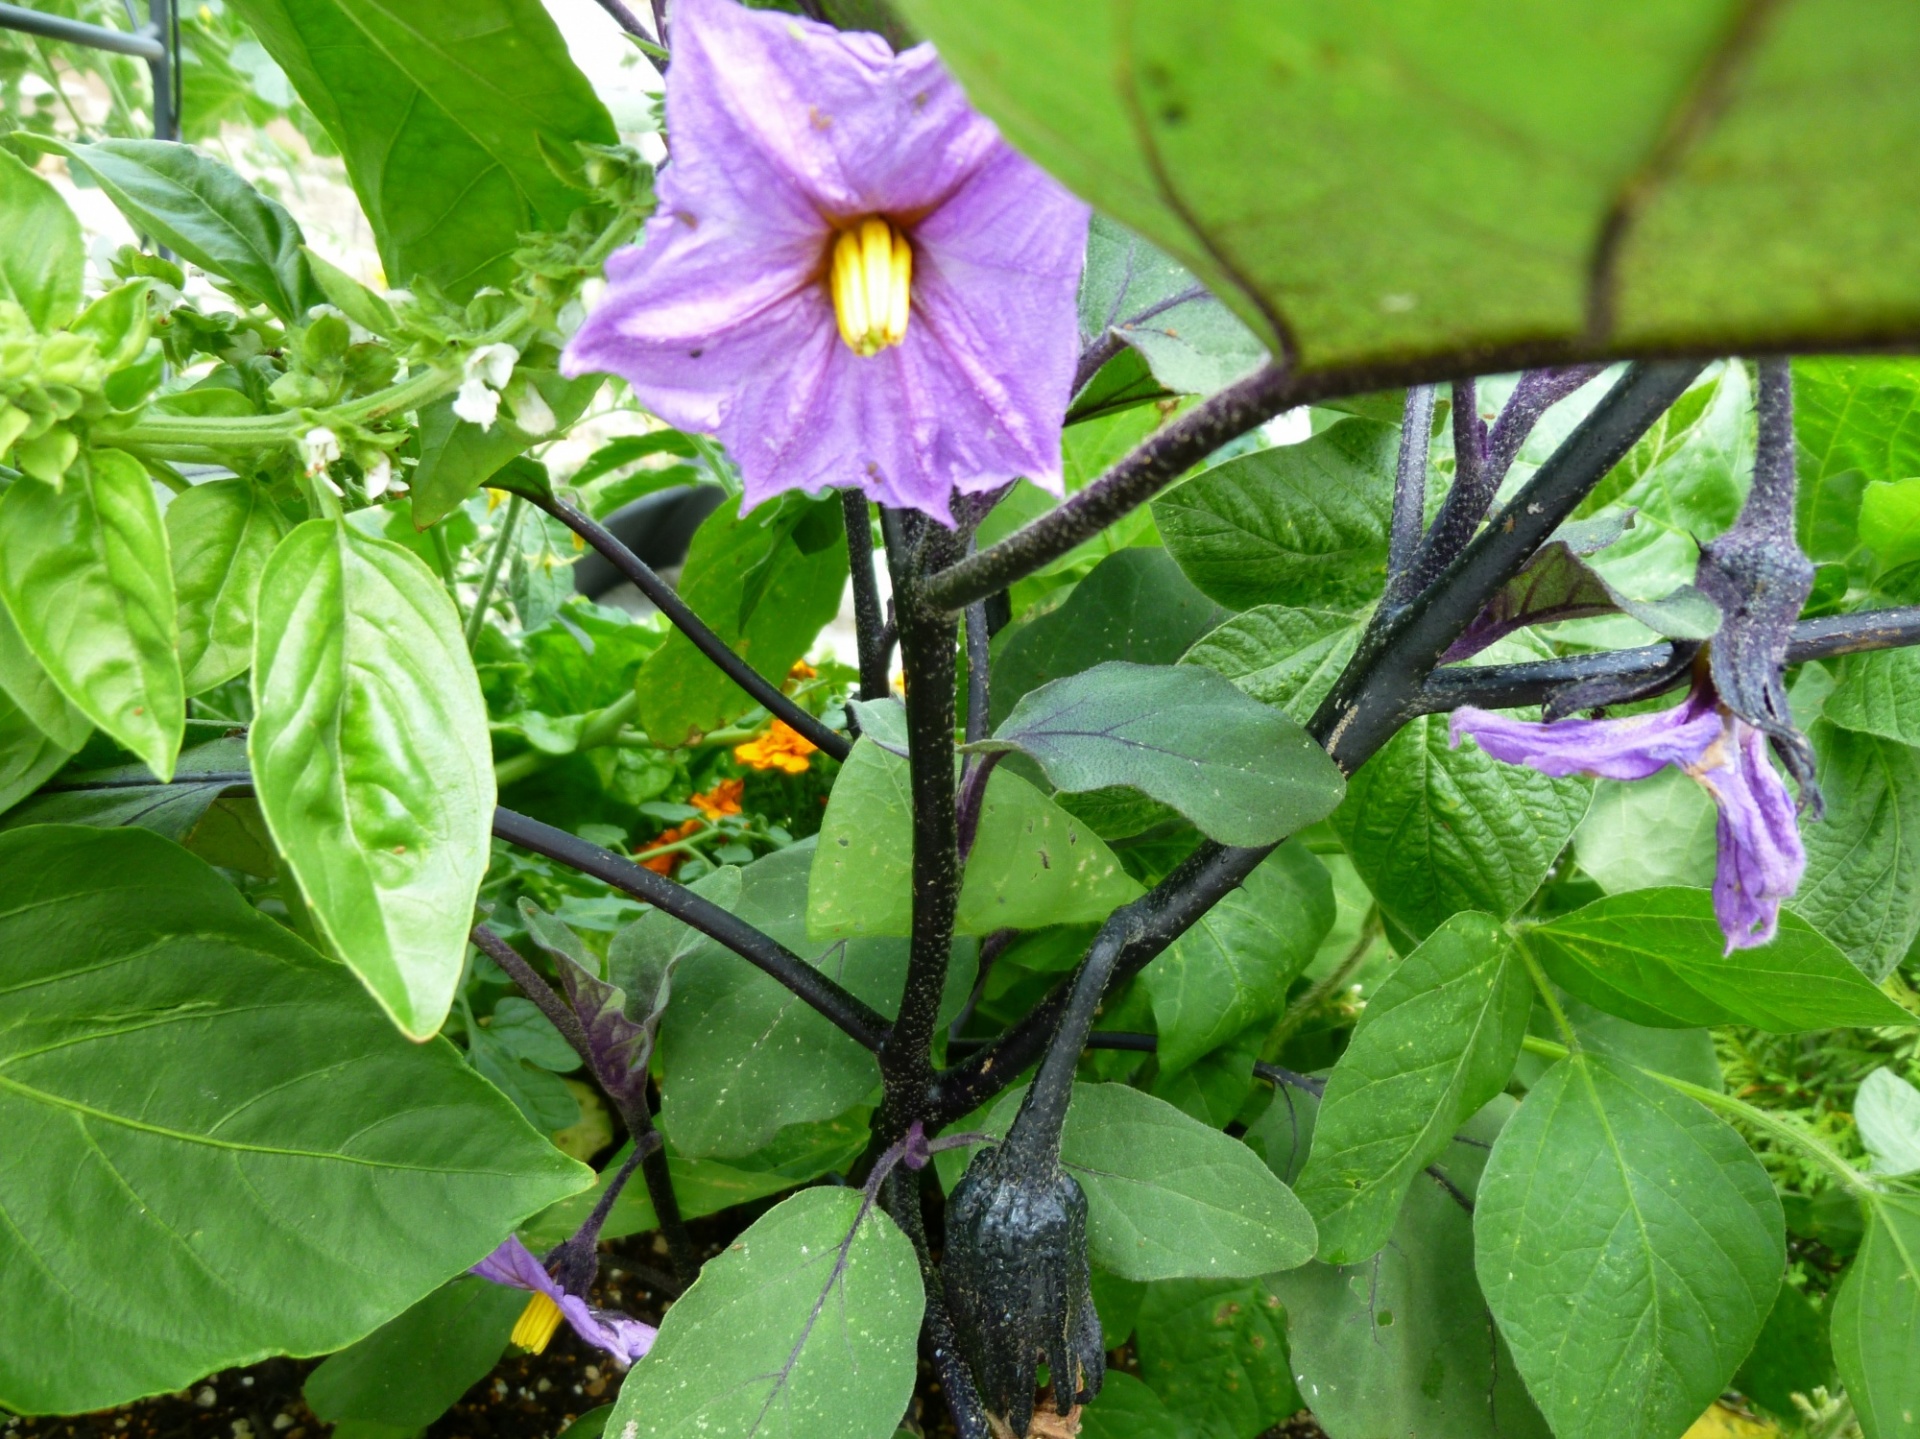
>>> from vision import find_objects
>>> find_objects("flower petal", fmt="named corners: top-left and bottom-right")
top-left (669, 0), bottom-right (1002, 219)
top-left (1449, 698), bottom-right (1722, 781)
top-left (1697, 721), bottom-right (1805, 951)
top-left (564, 1300), bottom-right (659, 1367)
top-left (471, 1235), bottom-right (554, 1294)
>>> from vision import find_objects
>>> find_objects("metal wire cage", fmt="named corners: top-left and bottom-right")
top-left (0, 0), bottom-right (180, 140)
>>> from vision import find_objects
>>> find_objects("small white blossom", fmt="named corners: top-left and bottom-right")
top-left (301, 427), bottom-right (339, 477)
top-left (468, 343), bottom-right (518, 390)
top-left (454, 376), bottom-right (501, 429)
top-left (363, 454), bottom-right (394, 499)
top-left (506, 379), bottom-right (556, 437)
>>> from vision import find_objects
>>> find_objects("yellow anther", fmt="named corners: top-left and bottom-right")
top-left (830, 218), bottom-right (911, 357)
top-left (511, 1291), bottom-right (566, 1353)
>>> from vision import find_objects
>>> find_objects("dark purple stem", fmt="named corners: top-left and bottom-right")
top-left (1386, 384), bottom-right (1437, 594)
top-left (469, 924), bottom-right (593, 1067)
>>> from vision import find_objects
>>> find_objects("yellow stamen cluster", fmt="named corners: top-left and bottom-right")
top-left (831, 217), bottom-right (912, 357)
top-left (511, 1291), bottom-right (566, 1353)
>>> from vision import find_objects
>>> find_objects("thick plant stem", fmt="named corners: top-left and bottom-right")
top-left (469, 924), bottom-right (594, 1064)
top-left (995, 922), bottom-right (1127, 1174)
top-left (883, 1167), bottom-right (991, 1439)
top-left (923, 362), bottom-right (1299, 612)
top-left (1386, 384), bottom-right (1436, 589)
top-left (964, 600), bottom-right (991, 744)
top-left (492, 807), bottom-right (891, 1049)
top-left (877, 510), bottom-right (965, 1136)
top-left (843, 490), bottom-right (892, 701)
top-left (531, 494), bottom-right (851, 762)
top-left (638, 1128), bottom-right (700, 1281)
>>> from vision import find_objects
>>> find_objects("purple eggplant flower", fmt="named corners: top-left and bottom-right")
top-left (560, 0), bottom-right (1090, 523)
top-left (1451, 684), bottom-right (1805, 951)
top-left (472, 1235), bottom-right (657, 1365)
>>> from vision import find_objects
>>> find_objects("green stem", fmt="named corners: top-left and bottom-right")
top-left (1264, 909), bottom-right (1380, 1054)
top-left (493, 691), bottom-right (640, 788)
top-left (428, 524), bottom-right (461, 610)
top-left (465, 495), bottom-right (522, 651)
top-left (1515, 936), bottom-right (1578, 1047)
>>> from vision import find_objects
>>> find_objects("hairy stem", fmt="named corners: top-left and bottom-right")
top-left (843, 490), bottom-right (892, 701)
top-left (1386, 384), bottom-right (1436, 589)
top-left (639, 1124), bottom-right (700, 1281)
top-left (531, 494), bottom-right (851, 761)
top-left (492, 806), bottom-right (890, 1049)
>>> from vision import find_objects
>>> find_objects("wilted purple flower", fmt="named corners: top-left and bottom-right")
top-left (560, 0), bottom-right (1089, 523)
top-left (472, 1235), bottom-right (657, 1365)
top-left (1451, 684), bottom-right (1805, 951)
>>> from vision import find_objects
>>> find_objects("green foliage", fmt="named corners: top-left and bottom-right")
top-left (1830, 1193), bottom-right (1920, 1439)
top-left (0, 825), bottom-right (585, 1414)
top-left (1133, 1274), bottom-right (1299, 1439)
top-left (303, 1279), bottom-right (524, 1431)
top-left (0, 148), bottom-right (83, 331)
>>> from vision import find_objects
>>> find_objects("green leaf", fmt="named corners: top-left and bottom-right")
top-left (1296, 913), bottom-right (1531, 1264)
top-left (607, 1187), bottom-right (923, 1439)
top-left (167, 478), bottom-right (289, 695)
top-left (1734, 1281), bottom-right (1835, 1423)
top-left (0, 688), bottom-right (75, 815)
top-left (1794, 359), bottom-right (1920, 564)
top-left (1155, 418), bottom-right (1397, 611)
top-left (662, 841), bottom-right (974, 1157)
top-left (303, 246), bottom-right (399, 337)
top-left (1862, 478), bottom-right (1920, 573)
top-left (0, 448), bottom-right (184, 779)
top-left (1830, 1193), bottom-right (1920, 1439)
top-left (250, 520), bottom-right (496, 1039)
top-left (1475, 1054), bottom-right (1784, 1439)
top-left (22, 138), bottom-right (320, 321)
top-left (0, 147), bottom-right (82, 330)
top-left (1134, 1275), bottom-right (1299, 1439)
top-left (634, 495), bottom-right (848, 747)
top-left (1141, 842), bottom-right (1332, 1073)
top-left (1827, 647), bottom-right (1920, 748)
top-left (230, 0), bottom-right (616, 297)
top-left (1856, 1068), bottom-right (1920, 1177)
top-left (1080, 214), bottom-right (1267, 397)
top-left (1333, 714), bottom-right (1591, 940)
top-left (0, 825), bottom-right (586, 1415)
top-left (962, 1082), bottom-right (1317, 1282)
top-left (1181, 605), bottom-right (1365, 724)
top-left (0, 602), bottom-right (89, 753)
top-left (971, 661), bottom-right (1345, 847)
top-left (1573, 768), bottom-right (1718, 895)
top-left (991, 548), bottom-right (1228, 727)
top-left (899, 4), bottom-right (1920, 369)
top-left (809, 736), bottom-right (1141, 939)
top-left (1524, 887), bottom-right (1913, 1031)
top-left (1795, 720), bottom-right (1920, 982)
top-left (0, 734), bottom-right (248, 841)
top-left (1079, 1370), bottom-right (1183, 1439)
top-left (304, 1278), bottom-right (523, 1431)
top-left (1453, 534), bottom-right (1720, 654)
top-left (1275, 1098), bottom-right (1552, 1439)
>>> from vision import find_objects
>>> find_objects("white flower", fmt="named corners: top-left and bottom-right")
top-left (301, 426), bottom-right (339, 477)
top-left (363, 454), bottom-right (394, 499)
top-left (454, 376), bottom-right (501, 429)
top-left (506, 379), bottom-right (556, 437)
top-left (468, 343), bottom-right (518, 390)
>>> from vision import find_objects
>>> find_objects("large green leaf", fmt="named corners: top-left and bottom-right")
top-left (662, 841), bottom-right (974, 1157)
top-left (901, 2), bottom-right (1920, 370)
top-left (1831, 1193), bottom-right (1920, 1439)
top-left (231, 0), bottom-right (615, 297)
top-left (1793, 358), bottom-right (1920, 565)
top-left (167, 478), bottom-right (289, 695)
top-left (1827, 647), bottom-right (1920, 749)
top-left (959, 1082), bottom-right (1316, 1282)
top-left (809, 736), bottom-right (1141, 939)
top-left (1334, 713), bottom-right (1591, 940)
top-left (607, 1187), bottom-right (923, 1439)
top-left (1275, 1099), bottom-right (1552, 1439)
top-left (1181, 605), bottom-right (1365, 724)
top-left (23, 139), bottom-right (321, 322)
top-left (0, 688), bottom-right (74, 815)
top-left (1133, 1275), bottom-right (1299, 1439)
top-left (1523, 887), bottom-right (1912, 1031)
top-left (1155, 418), bottom-right (1397, 611)
top-left (1572, 768), bottom-right (1718, 895)
top-left (1140, 842), bottom-right (1331, 1073)
top-left (1795, 720), bottom-right (1920, 981)
top-left (303, 1278), bottom-right (523, 1431)
top-left (991, 547), bottom-right (1228, 726)
top-left (973, 661), bottom-right (1345, 847)
top-left (1296, 912), bottom-right (1531, 1264)
top-left (1079, 1371), bottom-right (1183, 1439)
top-left (0, 602), bottom-right (90, 754)
top-left (0, 148), bottom-right (82, 330)
top-left (0, 449), bottom-right (183, 779)
top-left (0, 826), bottom-right (586, 1414)
top-left (0, 734), bottom-right (247, 841)
top-left (1475, 1054), bottom-right (1784, 1439)
top-left (634, 495), bottom-right (849, 747)
top-left (250, 520), bottom-right (495, 1038)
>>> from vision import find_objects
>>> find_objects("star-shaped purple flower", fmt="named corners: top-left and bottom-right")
top-left (472, 1234), bottom-right (658, 1366)
top-left (1451, 684), bottom-right (1805, 952)
top-left (560, 0), bottom-right (1090, 523)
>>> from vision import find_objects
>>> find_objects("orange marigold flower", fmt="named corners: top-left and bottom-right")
top-left (692, 777), bottom-right (745, 820)
top-left (734, 718), bottom-right (817, 775)
top-left (787, 659), bottom-right (818, 683)
top-left (638, 817), bottom-right (703, 875)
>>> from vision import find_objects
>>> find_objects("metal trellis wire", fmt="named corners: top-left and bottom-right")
top-left (0, 0), bottom-right (180, 140)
